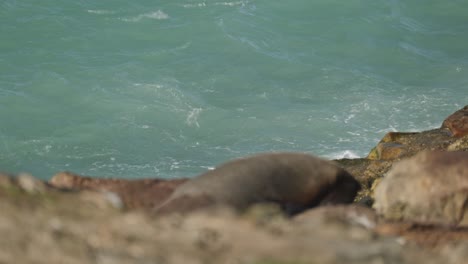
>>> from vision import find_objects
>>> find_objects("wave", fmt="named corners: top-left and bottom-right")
top-left (326, 150), bottom-right (362, 160)
top-left (87, 9), bottom-right (115, 15)
top-left (182, 1), bottom-right (247, 8)
top-left (121, 10), bottom-right (169, 22)
top-left (186, 108), bottom-right (202, 128)
top-left (214, 1), bottom-right (247, 6)
top-left (182, 2), bottom-right (207, 8)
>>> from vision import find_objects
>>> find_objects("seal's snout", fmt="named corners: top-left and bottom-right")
top-left (319, 172), bottom-right (361, 206)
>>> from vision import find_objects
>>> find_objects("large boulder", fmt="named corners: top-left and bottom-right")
top-left (442, 105), bottom-right (468, 137)
top-left (373, 151), bottom-right (468, 226)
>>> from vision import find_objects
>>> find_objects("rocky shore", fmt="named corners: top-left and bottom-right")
top-left (1, 106), bottom-right (467, 264)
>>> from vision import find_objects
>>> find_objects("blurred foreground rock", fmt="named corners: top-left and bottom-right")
top-left (0, 177), bottom-right (453, 264)
top-left (374, 151), bottom-right (468, 226)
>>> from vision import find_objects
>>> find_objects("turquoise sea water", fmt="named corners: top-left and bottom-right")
top-left (1, 0), bottom-right (467, 180)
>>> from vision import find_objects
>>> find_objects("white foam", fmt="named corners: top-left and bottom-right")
top-left (327, 150), bottom-right (361, 159)
top-left (121, 10), bottom-right (169, 22)
top-left (214, 1), bottom-right (246, 6)
top-left (87, 10), bottom-right (115, 15)
top-left (200, 166), bottom-right (215, 170)
top-left (182, 2), bottom-right (207, 8)
top-left (183, 1), bottom-right (246, 8)
top-left (186, 108), bottom-right (202, 128)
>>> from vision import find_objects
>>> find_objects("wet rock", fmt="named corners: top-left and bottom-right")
top-left (334, 158), bottom-right (392, 204)
top-left (49, 172), bottom-right (187, 210)
top-left (374, 151), bottom-right (468, 226)
top-left (442, 105), bottom-right (468, 137)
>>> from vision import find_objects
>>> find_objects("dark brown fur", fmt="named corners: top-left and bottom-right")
top-left (155, 152), bottom-right (360, 216)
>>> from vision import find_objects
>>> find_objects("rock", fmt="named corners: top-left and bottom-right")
top-left (439, 241), bottom-right (468, 264)
top-left (0, 173), bottom-right (13, 188)
top-left (373, 151), bottom-right (468, 226)
top-left (293, 205), bottom-right (378, 230)
top-left (375, 142), bottom-right (408, 160)
top-left (375, 222), bottom-right (468, 249)
top-left (367, 130), bottom-right (455, 161)
top-left (16, 173), bottom-right (46, 194)
top-left (447, 136), bottom-right (468, 151)
top-left (441, 105), bottom-right (468, 137)
top-left (367, 132), bottom-right (416, 160)
top-left (49, 172), bottom-right (187, 210)
top-left (336, 107), bottom-right (468, 206)
top-left (78, 190), bottom-right (124, 210)
top-left (334, 158), bottom-right (392, 205)
top-left (0, 182), bottom-right (445, 264)
top-left (155, 152), bottom-right (361, 216)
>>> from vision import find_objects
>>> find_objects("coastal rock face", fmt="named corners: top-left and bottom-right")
top-left (442, 105), bottom-right (468, 137)
top-left (337, 106), bottom-right (468, 203)
top-left (374, 151), bottom-right (468, 226)
top-left (155, 152), bottom-right (361, 215)
top-left (49, 172), bottom-right (187, 209)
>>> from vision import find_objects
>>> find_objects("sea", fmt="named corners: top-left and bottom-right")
top-left (1, 0), bottom-right (467, 180)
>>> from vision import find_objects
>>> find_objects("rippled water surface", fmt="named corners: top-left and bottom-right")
top-left (1, 0), bottom-right (467, 179)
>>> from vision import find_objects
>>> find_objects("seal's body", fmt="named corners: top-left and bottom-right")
top-left (155, 152), bottom-right (360, 215)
